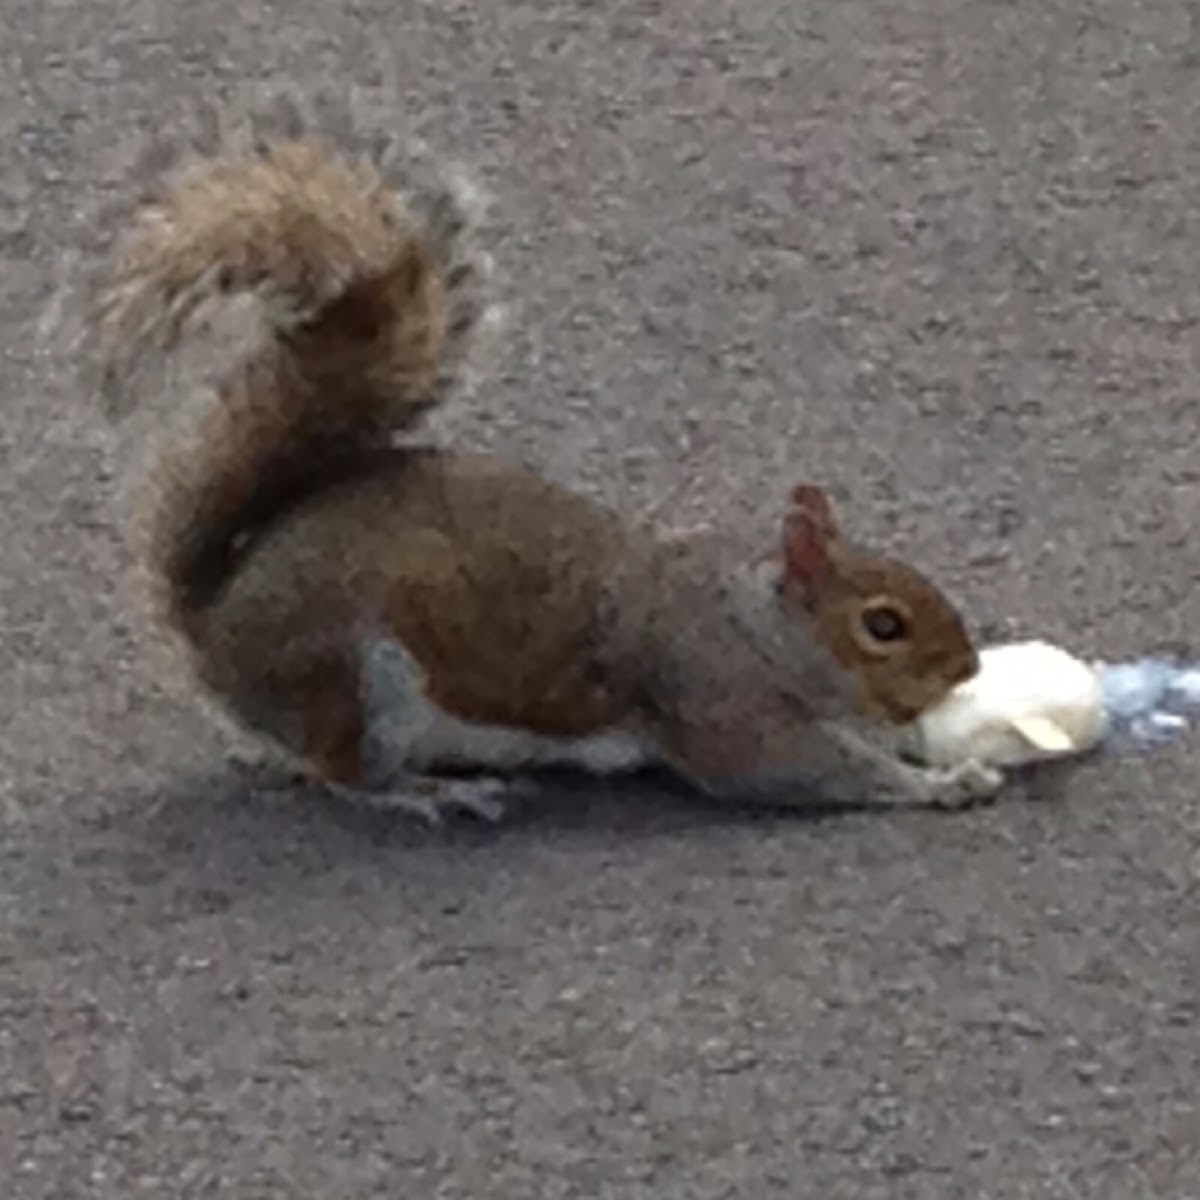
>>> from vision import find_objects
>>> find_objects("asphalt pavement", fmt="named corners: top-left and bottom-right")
top-left (2, 1), bottom-right (1199, 1196)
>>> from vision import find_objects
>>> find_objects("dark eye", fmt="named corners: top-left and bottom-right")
top-left (861, 605), bottom-right (908, 643)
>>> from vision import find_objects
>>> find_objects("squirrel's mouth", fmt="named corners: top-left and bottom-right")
top-left (956, 655), bottom-right (982, 687)
top-left (889, 702), bottom-right (924, 726)
top-left (859, 689), bottom-right (923, 727)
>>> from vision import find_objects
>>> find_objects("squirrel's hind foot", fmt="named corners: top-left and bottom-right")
top-left (326, 774), bottom-right (529, 826)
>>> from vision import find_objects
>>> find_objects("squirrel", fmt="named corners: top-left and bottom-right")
top-left (79, 91), bottom-right (1003, 823)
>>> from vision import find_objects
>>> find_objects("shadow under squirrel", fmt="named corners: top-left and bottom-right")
top-left (80, 92), bottom-right (1002, 823)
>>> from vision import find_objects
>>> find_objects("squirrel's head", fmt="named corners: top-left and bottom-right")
top-left (772, 484), bottom-right (979, 725)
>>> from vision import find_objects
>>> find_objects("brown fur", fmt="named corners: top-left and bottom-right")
top-left (86, 97), bottom-right (996, 809)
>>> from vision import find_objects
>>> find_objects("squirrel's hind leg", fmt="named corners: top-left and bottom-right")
top-left (214, 632), bottom-right (521, 824)
top-left (342, 635), bottom-right (527, 824)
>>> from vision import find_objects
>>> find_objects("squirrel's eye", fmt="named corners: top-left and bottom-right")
top-left (861, 605), bottom-right (907, 643)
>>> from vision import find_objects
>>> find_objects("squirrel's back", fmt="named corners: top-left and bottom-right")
top-left (83, 91), bottom-right (498, 657)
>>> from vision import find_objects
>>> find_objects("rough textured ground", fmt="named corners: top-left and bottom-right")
top-left (3, 2), bottom-right (1199, 1197)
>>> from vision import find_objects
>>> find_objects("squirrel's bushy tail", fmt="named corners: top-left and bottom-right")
top-left (85, 89), bottom-right (497, 650)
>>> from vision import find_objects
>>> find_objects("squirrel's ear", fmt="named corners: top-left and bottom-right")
top-left (788, 484), bottom-right (838, 537)
top-left (780, 485), bottom-right (838, 597)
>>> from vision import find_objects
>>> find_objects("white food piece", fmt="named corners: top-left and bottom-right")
top-left (903, 640), bottom-right (1107, 769)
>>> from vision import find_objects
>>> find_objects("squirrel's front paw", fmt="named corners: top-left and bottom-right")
top-left (925, 759), bottom-right (1004, 810)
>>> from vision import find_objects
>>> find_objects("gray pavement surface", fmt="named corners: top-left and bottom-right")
top-left (3, 1), bottom-right (1200, 1196)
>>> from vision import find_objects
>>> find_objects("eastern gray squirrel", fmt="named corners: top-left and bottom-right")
top-left (81, 91), bottom-right (1002, 822)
